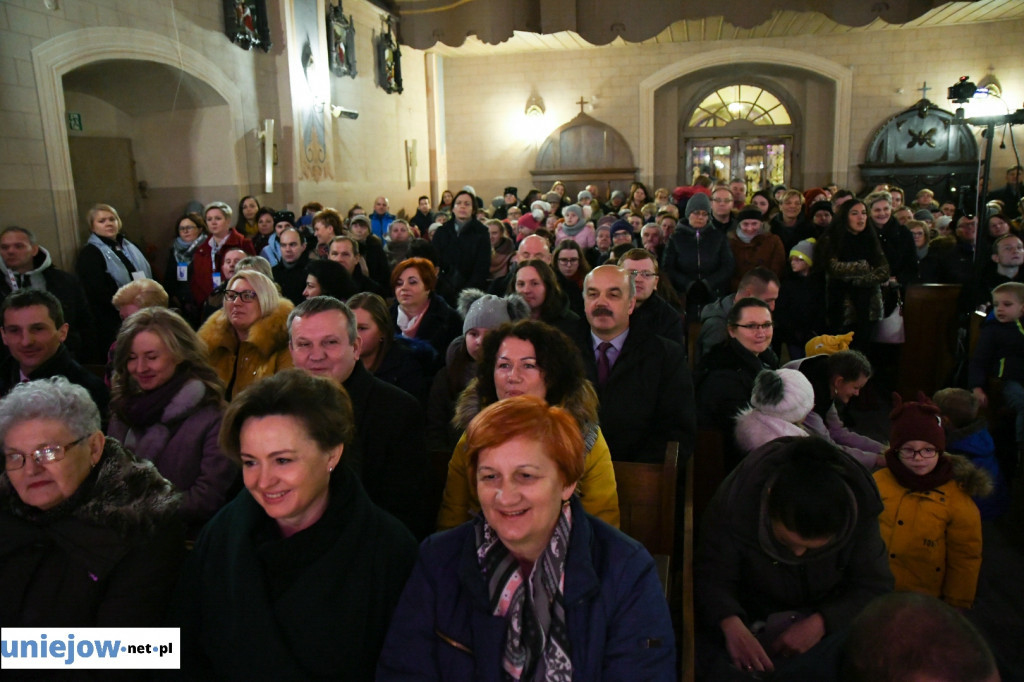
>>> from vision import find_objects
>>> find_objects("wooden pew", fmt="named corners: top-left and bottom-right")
top-left (896, 283), bottom-right (962, 398)
top-left (612, 441), bottom-right (679, 596)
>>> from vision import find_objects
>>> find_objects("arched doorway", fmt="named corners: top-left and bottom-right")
top-left (638, 47), bottom-right (853, 192)
top-left (31, 28), bottom-right (247, 268)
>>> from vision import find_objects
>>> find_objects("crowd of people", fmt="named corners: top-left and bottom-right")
top-left (0, 168), bottom-right (1021, 680)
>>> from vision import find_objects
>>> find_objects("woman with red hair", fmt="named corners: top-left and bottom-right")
top-left (378, 396), bottom-right (675, 680)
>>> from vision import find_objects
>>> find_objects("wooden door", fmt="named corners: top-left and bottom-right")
top-left (67, 136), bottom-right (141, 242)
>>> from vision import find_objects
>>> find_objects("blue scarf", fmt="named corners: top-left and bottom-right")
top-left (87, 233), bottom-right (152, 287)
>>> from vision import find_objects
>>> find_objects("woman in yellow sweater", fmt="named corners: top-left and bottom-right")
top-left (436, 319), bottom-right (620, 530)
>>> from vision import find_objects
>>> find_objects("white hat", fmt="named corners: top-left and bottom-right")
top-left (750, 369), bottom-right (814, 423)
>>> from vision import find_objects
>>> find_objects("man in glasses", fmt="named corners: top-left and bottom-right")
top-left (618, 248), bottom-right (684, 348)
top-left (0, 289), bottom-right (108, 416)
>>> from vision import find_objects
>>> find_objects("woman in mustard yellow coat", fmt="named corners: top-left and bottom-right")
top-left (874, 396), bottom-right (990, 608)
top-left (436, 320), bottom-right (619, 530)
top-left (198, 271), bottom-right (293, 399)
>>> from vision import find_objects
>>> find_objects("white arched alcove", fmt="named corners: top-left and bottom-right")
top-left (32, 27), bottom-right (247, 266)
top-left (638, 46), bottom-right (853, 188)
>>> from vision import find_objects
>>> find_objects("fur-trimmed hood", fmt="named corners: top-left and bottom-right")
top-left (946, 452), bottom-right (994, 498)
top-left (198, 298), bottom-right (294, 357)
top-left (0, 437), bottom-right (180, 537)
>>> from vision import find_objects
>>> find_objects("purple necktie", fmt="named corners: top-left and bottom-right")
top-left (596, 341), bottom-right (612, 387)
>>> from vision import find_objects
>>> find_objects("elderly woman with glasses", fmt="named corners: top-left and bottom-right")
top-left (0, 377), bottom-right (183, 626)
top-left (197, 270), bottom-right (293, 399)
top-left (378, 396), bottom-right (674, 681)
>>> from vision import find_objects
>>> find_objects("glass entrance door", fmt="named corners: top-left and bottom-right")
top-left (687, 137), bottom-right (790, 192)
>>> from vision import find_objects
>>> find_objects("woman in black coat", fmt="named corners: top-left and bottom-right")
top-left (75, 203), bottom-right (154, 360)
top-left (162, 212), bottom-right (208, 327)
top-left (815, 199), bottom-right (890, 350)
top-left (0, 377), bottom-right (183, 627)
top-left (430, 189), bottom-right (491, 304)
top-left (696, 298), bottom-right (780, 471)
top-left (175, 370), bottom-right (417, 680)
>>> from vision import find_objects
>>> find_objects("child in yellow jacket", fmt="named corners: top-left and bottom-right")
top-left (873, 394), bottom-right (992, 609)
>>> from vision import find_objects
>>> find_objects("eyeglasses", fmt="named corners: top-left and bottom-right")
top-left (178, 224), bottom-right (199, 233)
top-left (224, 290), bottom-right (258, 303)
top-left (628, 270), bottom-right (658, 280)
top-left (5, 435), bottom-right (87, 471)
top-left (712, 197), bottom-right (733, 203)
top-left (558, 257), bottom-right (579, 264)
top-left (733, 322), bottom-right (773, 331)
top-left (898, 446), bottom-right (938, 460)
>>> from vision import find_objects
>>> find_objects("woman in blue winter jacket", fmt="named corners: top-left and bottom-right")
top-left (377, 396), bottom-right (675, 681)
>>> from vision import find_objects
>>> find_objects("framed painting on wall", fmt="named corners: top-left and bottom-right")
top-left (327, 2), bottom-right (357, 78)
top-left (376, 16), bottom-right (403, 94)
top-left (224, 0), bottom-right (271, 52)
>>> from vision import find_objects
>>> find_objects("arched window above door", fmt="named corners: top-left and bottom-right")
top-left (688, 84), bottom-right (792, 128)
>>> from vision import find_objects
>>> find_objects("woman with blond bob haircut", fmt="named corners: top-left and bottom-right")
top-left (76, 202), bottom-right (153, 360)
top-left (111, 278), bottom-right (169, 318)
top-left (379, 395), bottom-right (675, 681)
top-left (197, 270), bottom-right (293, 399)
top-left (109, 308), bottom-right (235, 537)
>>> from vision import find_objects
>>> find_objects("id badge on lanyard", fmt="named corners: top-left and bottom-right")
top-left (177, 262), bottom-right (189, 281)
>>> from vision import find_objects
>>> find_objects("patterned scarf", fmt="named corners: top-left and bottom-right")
top-left (172, 234), bottom-right (206, 265)
top-left (475, 503), bottom-right (573, 682)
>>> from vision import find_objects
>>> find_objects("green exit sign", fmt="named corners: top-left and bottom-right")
top-left (67, 112), bottom-right (82, 131)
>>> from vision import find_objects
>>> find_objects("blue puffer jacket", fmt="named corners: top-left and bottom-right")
top-left (376, 496), bottom-right (676, 681)
top-left (946, 422), bottom-right (1009, 520)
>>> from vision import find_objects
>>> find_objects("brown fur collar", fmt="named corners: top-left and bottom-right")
top-left (947, 453), bottom-right (994, 498)
top-left (0, 438), bottom-right (180, 536)
top-left (198, 299), bottom-right (294, 358)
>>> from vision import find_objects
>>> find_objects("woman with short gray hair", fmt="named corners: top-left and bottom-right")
top-left (0, 376), bottom-right (183, 626)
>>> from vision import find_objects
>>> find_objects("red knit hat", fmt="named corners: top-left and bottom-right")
top-left (888, 392), bottom-right (946, 454)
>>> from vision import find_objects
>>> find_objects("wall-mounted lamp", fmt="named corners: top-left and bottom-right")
top-left (331, 105), bottom-right (359, 119)
top-left (525, 94), bottom-right (545, 117)
top-left (255, 118), bottom-right (275, 192)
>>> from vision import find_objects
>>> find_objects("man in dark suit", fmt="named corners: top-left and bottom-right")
top-left (287, 295), bottom-right (431, 539)
top-left (271, 226), bottom-right (311, 305)
top-left (0, 289), bottom-right (108, 415)
top-left (571, 264), bottom-right (695, 464)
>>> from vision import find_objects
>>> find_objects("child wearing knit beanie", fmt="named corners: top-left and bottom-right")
top-left (734, 369), bottom-right (814, 454)
top-left (873, 393), bottom-right (991, 608)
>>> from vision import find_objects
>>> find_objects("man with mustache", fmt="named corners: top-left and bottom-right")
top-left (571, 265), bottom-right (695, 465)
